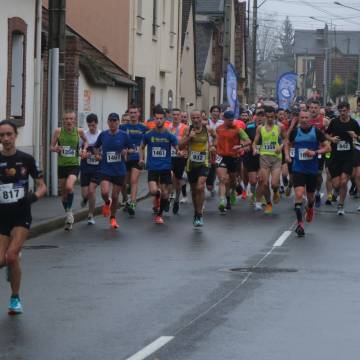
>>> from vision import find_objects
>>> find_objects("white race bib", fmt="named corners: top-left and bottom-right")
top-left (298, 148), bottom-right (313, 161)
top-left (290, 148), bottom-right (295, 158)
top-left (190, 151), bottom-right (206, 163)
top-left (263, 143), bottom-right (276, 151)
top-left (152, 147), bottom-right (166, 158)
top-left (171, 147), bottom-right (177, 157)
top-left (61, 146), bottom-right (76, 157)
top-left (87, 155), bottom-right (99, 165)
top-left (0, 183), bottom-right (25, 204)
top-left (106, 152), bottom-right (122, 163)
top-left (215, 155), bottom-right (223, 165)
top-left (337, 141), bottom-right (350, 151)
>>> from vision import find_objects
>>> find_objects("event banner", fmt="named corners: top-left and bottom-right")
top-left (226, 64), bottom-right (240, 117)
top-left (276, 72), bottom-right (298, 110)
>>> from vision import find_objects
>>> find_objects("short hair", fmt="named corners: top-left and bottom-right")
top-left (277, 108), bottom-right (285, 113)
top-left (0, 119), bottom-right (18, 134)
top-left (86, 113), bottom-right (98, 124)
top-left (153, 104), bottom-right (165, 116)
top-left (128, 104), bottom-right (140, 110)
top-left (210, 105), bottom-right (221, 113)
top-left (264, 106), bottom-right (275, 114)
top-left (64, 110), bottom-right (77, 117)
top-left (172, 108), bottom-right (181, 113)
top-left (309, 99), bottom-right (320, 106)
top-left (338, 101), bottom-right (350, 110)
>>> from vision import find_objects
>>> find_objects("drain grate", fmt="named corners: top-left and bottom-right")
top-left (228, 267), bottom-right (297, 274)
top-left (23, 245), bottom-right (59, 250)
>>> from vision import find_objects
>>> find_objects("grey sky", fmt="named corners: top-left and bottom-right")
top-left (249, 0), bottom-right (360, 31)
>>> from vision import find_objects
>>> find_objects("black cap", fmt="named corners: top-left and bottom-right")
top-left (108, 112), bottom-right (120, 120)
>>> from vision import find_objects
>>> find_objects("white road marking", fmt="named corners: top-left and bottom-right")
top-left (273, 230), bottom-right (292, 247)
top-left (126, 336), bottom-right (174, 360)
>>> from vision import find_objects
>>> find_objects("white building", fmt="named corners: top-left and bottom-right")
top-left (0, 0), bottom-right (42, 160)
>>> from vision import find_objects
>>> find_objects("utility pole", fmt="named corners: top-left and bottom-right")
top-left (250, 0), bottom-right (258, 104)
top-left (221, 0), bottom-right (232, 104)
top-left (48, 0), bottom-right (66, 196)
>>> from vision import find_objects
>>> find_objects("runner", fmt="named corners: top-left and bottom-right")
top-left (216, 110), bottom-right (250, 213)
top-left (325, 101), bottom-right (360, 215)
top-left (120, 105), bottom-right (148, 216)
top-left (93, 112), bottom-right (133, 229)
top-left (50, 111), bottom-right (88, 231)
top-left (80, 113), bottom-right (101, 225)
top-left (277, 108), bottom-right (290, 194)
top-left (139, 105), bottom-right (178, 224)
top-left (169, 108), bottom-right (188, 214)
top-left (180, 110), bottom-right (212, 226)
top-left (285, 111), bottom-right (330, 237)
top-left (0, 120), bottom-right (47, 314)
top-left (253, 106), bottom-right (286, 214)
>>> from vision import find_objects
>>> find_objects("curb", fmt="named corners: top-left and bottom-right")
top-left (28, 193), bottom-right (150, 239)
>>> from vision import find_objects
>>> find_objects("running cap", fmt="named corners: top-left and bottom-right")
top-left (108, 112), bottom-right (120, 120)
top-left (223, 110), bottom-right (235, 120)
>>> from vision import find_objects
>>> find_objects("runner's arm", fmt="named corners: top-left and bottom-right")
top-left (252, 126), bottom-right (261, 155)
top-left (78, 128), bottom-right (88, 152)
top-left (50, 128), bottom-right (61, 152)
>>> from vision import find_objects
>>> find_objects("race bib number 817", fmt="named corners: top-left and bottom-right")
top-left (0, 183), bottom-right (25, 204)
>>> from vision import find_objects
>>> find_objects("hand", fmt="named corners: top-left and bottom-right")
top-left (285, 155), bottom-right (292, 164)
top-left (80, 150), bottom-right (87, 160)
top-left (121, 149), bottom-right (128, 157)
top-left (304, 149), bottom-right (316, 158)
top-left (275, 145), bottom-right (282, 154)
top-left (95, 154), bottom-right (102, 161)
top-left (189, 130), bottom-right (196, 139)
top-left (53, 145), bottom-right (62, 153)
top-left (331, 136), bottom-right (340, 144)
top-left (347, 131), bottom-right (357, 139)
top-left (139, 159), bottom-right (145, 168)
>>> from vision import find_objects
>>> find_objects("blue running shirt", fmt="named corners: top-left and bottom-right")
top-left (120, 123), bottom-right (148, 161)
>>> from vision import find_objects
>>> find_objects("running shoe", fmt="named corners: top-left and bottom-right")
top-left (64, 211), bottom-right (74, 231)
top-left (80, 197), bottom-right (88, 208)
top-left (210, 190), bottom-right (216, 198)
top-left (254, 202), bottom-right (263, 211)
top-left (193, 216), bottom-right (201, 228)
top-left (226, 201), bottom-right (232, 210)
top-left (198, 216), bottom-right (204, 227)
top-left (128, 202), bottom-right (136, 216)
top-left (305, 207), bottom-right (314, 223)
top-left (241, 190), bottom-right (247, 200)
top-left (173, 201), bottom-right (180, 215)
top-left (279, 185), bottom-right (285, 194)
top-left (218, 199), bottom-right (226, 214)
top-left (102, 200), bottom-right (112, 217)
top-left (315, 194), bottom-right (321, 208)
top-left (285, 186), bottom-right (291, 197)
top-left (337, 204), bottom-right (345, 216)
top-left (87, 216), bottom-right (95, 225)
top-left (110, 217), bottom-right (119, 229)
top-left (154, 215), bottom-right (164, 224)
top-left (230, 191), bottom-right (237, 206)
top-left (180, 196), bottom-right (188, 204)
top-left (273, 191), bottom-right (280, 204)
top-left (264, 203), bottom-right (273, 214)
top-left (8, 297), bottom-right (23, 315)
top-left (325, 193), bottom-right (332, 206)
top-left (295, 223), bottom-right (305, 237)
top-left (123, 201), bottom-right (130, 213)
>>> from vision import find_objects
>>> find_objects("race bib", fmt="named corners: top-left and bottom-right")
top-left (87, 155), bottom-right (99, 165)
top-left (263, 143), bottom-right (276, 151)
top-left (106, 151), bottom-right (122, 163)
top-left (298, 148), bottom-right (313, 161)
top-left (152, 147), bottom-right (166, 158)
top-left (0, 183), bottom-right (25, 204)
top-left (190, 151), bottom-right (206, 163)
top-left (215, 155), bottom-right (223, 165)
top-left (337, 141), bottom-right (350, 151)
top-left (61, 146), bottom-right (76, 157)
top-left (290, 148), bottom-right (295, 158)
top-left (171, 147), bottom-right (177, 157)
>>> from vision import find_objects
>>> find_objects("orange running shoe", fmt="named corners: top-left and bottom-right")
top-left (241, 190), bottom-right (247, 200)
top-left (110, 217), bottom-right (119, 229)
top-left (102, 199), bottom-right (112, 217)
top-left (305, 207), bottom-right (314, 223)
top-left (264, 203), bottom-right (273, 214)
top-left (154, 215), bottom-right (164, 224)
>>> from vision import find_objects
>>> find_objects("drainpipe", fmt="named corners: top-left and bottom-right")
top-left (33, 0), bottom-right (42, 169)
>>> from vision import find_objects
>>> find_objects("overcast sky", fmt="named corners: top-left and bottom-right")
top-left (250, 0), bottom-right (360, 31)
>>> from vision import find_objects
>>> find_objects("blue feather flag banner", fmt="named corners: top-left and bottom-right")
top-left (276, 72), bottom-right (298, 110)
top-left (226, 64), bottom-right (240, 117)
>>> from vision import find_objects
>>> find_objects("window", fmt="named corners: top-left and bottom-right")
top-left (152, 0), bottom-right (159, 38)
top-left (150, 86), bottom-right (156, 115)
top-left (169, 0), bottom-right (176, 47)
top-left (168, 90), bottom-right (173, 110)
top-left (136, 0), bottom-right (144, 34)
top-left (7, 17), bottom-right (27, 127)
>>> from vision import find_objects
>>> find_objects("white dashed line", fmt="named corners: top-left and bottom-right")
top-left (125, 336), bottom-right (174, 360)
top-left (273, 230), bottom-right (292, 247)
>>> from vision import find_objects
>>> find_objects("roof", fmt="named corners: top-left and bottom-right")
top-left (294, 29), bottom-right (360, 56)
top-left (195, 22), bottom-right (213, 78)
top-left (196, 0), bottom-right (224, 14)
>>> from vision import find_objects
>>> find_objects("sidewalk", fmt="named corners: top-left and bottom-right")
top-left (29, 172), bottom-right (149, 238)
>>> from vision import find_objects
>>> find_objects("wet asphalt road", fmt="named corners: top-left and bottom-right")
top-left (0, 194), bottom-right (360, 360)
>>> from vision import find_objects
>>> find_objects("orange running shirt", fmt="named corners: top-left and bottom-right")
top-left (216, 124), bottom-right (249, 157)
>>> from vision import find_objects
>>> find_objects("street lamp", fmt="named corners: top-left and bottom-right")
top-left (310, 16), bottom-right (329, 105)
top-left (334, 1), bottom-right (360, 12)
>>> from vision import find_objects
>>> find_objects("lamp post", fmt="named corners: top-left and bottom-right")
top-left (310, 16), bottom-right (329, 105)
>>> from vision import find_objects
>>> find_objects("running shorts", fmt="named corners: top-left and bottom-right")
top-left (217, 156), bottom-right (238, 173)
top-left (148, 170), bottom-right (172, 185)
top-left (171, 157), bottom-right (187, 180)
top-left (58, 166), bottom-right (80, 179)
top-left (0, 204), bottom-right (32, 236)
top-left (292, 172), bottom-right (317, 193)
top-left (187, 166), bottom-right (209, 184)
top-left (328, 158), bottom-right (353, 178)
top-left (99, 174), bottom-right (125, 186)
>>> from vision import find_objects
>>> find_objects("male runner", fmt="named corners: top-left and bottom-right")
top-left (80, 113), bottom-right (101, 225)
top-left (253, 106), bottom-right (286, 214)
top-left (139, 106), bottom-right (178, 224)
top-left (180, 110), bottom-right (212, 226)
top-left (94, 113), bottom-right (133, 229)
top-left (285, 111), bottom-right (330, 237)
top-left (120, 104), bottom-right (148, 216)
top-left (277, 108), bottom-right (290, 194)
top-left (216, 110), bottom-right (250, 213)
top-left (50, 111), bottom-right (88, 230)
top-left (169, 108), bottom-right (188, 214)
top-left (325, 102), bottom-right (360, 215)
top-left (0, 120), bottom-right (47, 314)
